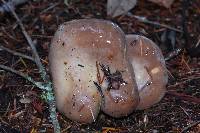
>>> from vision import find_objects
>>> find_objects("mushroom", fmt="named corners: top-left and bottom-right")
top-left (49, 19), bottom-right (168, 123)
top-left (126, 34), bottom-right (168, 109)
top-left (49, 19), bottom-right (139, 123)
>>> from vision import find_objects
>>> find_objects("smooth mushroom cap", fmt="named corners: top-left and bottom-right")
top-left (126, 34), bottom-right (168, 110)
top-left (49, 19), bottom-right (139, 122)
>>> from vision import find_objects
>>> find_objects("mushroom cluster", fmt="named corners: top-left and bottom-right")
top-left (49, 19), bottom-right (168, 123)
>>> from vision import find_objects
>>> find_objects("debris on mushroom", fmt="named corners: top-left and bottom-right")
top-left (100, 62), bottom-right (139, 117)
top-left (126, 34), bottom-right (168, 109)
top-left (49, 19), bottom-right (139, 123)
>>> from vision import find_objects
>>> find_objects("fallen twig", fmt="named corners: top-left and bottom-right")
top-left (165, 48), bottom-right (183, 61)
top-left (0, 45), bottom-right (34, 61)
top-left (0, 64), bottom-right (54, 91)
top-left (127, 13), bottom-right (183, 33)
top-left (40, 2), bottom-right (60, 14)
top-left (166, 90), bottom-right (200, 104)
top-left (0, 0), bottom-right (28, 14)
top-left (195, 38), bottom-right (200, 48)
top-left (168, 76), bottom-right (200, 88)
top-left (1, 0), bottom-right (61, 132)
top-left (180, 120), bottom-right (200, 133)
top-left (6, 2), bottom-right (48, 81)
top-left (0, 64), bottom-right (39, 86)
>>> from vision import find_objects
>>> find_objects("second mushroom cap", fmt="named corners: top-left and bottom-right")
top-left (126, 34), bottom-right (168, 109)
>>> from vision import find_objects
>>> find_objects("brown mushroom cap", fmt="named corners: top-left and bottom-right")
top-left (49, 19), bottom-right (139, 122)
top-left (126, 34), bottom-right (168, 109)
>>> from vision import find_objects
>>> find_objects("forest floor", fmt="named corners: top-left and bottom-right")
top-left (0, 0), bottom-right (199, 133)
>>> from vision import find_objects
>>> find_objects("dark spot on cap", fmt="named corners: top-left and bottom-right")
top-left (62, 42), bottom-right (65, 46)
top-left (130, 40), bottom-right (137, 47)
top-left (78, 64), bottom-right (84, 67)
top-left (72, 102), bottom-right (75, 107)
top-left (107, 54), bottom-right (114, 60)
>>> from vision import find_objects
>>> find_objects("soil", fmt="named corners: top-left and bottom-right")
top-left (0, 0), bottom-right (199, 133)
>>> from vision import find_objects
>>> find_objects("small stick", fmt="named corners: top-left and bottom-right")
top-left (166, 91), bottom-right (200, 104)
top-left (127, 13), bottom-right (183, 33)
top-left (181, 53), bottom-right (191, 71)
top-left (2, 0), bottom-right (61, 132)
top-left (4, 0), bottom-right (48, 82)
top-left (40, 2), bottom-right (60, 14)
top-left (195, 38), bottom-right (200, 48)
top-left (96, 61), bottom-right (101, 84)
top-left (0, 45), bottom-right (34, 61)
top-left (0, 0), bottom-right (28, 14)
top-left (167, 76), bottom-right (200, 88)
top-left (165, 48), bottom-right (182, 61)
top-left (180, 120), bottom-right (200, 133)
top-left (0, 64), bottom-right (42, 89)
top-left (93, 81), bottom-right (104, 99)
